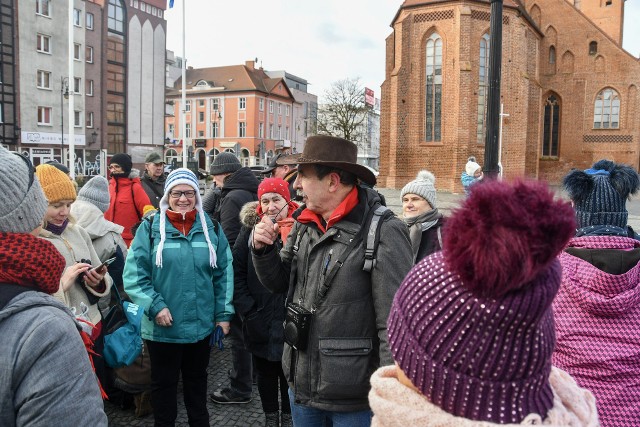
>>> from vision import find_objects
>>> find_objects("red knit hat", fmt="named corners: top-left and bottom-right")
top-left (388, 179), bottom-right (576, 424)
top-left (256, 178), bottom-right (297, 217)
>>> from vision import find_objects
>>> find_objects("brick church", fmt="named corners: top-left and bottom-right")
top-left (378, 0), bottom-right (640, 191)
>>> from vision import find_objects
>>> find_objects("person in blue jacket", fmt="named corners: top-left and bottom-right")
top-left (123, 168), bottom-right (234, 427)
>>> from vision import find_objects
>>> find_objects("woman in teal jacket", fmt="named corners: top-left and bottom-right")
top-left (124, 168), bottom-right (233, 427)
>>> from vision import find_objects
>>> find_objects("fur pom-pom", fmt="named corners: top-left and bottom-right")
top-left (563, 169), bottom-right (594, 204)
top-left (443, 179), bottom-right (576, 298)
top-left (415, 170), bottom-right (435, 184)
top-left (468, 156), bottom-right (477, 163)
top-left (593, 159), bottom-right (640, 198)
top-left (239, 201), bottom-right (260, 228)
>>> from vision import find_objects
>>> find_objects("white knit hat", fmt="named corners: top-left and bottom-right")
top-left (465, 156), bottom-right (482, 176)
top-left (401, 170), bottom-right (437, 209)
top-left (156, 168), bottom-right (217, 268)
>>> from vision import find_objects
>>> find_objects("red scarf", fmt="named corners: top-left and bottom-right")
top-left (297, 187), bottom-right (359, 233)
top-left (0, 232), bottom-right (66, 293)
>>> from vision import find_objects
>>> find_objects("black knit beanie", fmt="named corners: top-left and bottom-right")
top-left (110, 153), bottom-right (133, 175)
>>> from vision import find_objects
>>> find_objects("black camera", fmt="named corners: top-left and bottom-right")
top-left (284, 303), bottom-right (312, 351)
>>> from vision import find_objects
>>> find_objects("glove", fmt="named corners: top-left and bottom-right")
top-left (209, 325), bottom-right (224, 350)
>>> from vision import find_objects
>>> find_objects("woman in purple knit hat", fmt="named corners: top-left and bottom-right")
top-left (369, 179), bottom-right (599, 426)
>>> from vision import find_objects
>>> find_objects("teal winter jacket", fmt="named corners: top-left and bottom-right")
top-left (123, 212), bottom-right (234, 343)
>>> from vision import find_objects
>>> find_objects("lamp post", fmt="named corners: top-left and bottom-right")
top-left (60, 77), bottom-right (69, 162)
top-left (90, 130), bottom-right (98, 144)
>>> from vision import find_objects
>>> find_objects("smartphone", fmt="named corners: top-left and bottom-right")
top-left (92, 257), bottom-right (116, 271)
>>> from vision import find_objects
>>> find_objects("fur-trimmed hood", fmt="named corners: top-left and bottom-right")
top-left (239, 201), bottom-right (260, 228)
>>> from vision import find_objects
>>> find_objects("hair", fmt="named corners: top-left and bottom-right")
top-left (312, 164), bottom-right (357, 186)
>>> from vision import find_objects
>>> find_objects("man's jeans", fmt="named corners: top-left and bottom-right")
top-left (228, 315), bottom-right (252, 396)
top-left (288, 389), bottom-right (372, 427)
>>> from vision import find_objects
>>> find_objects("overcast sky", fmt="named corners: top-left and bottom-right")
top-left (165, 0), bottom-right (640, 100)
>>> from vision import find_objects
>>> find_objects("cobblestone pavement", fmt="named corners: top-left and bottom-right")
top-left (105, 344), bottom-right (266, 427)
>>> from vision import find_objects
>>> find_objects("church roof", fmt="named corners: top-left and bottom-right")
top-left (401, 0), bottom-right (521, 8)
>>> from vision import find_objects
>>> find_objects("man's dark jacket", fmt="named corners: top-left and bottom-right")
top-left (219, 167), bottom-right (259, 247)
top-left (252, 187), bottom-right (413, 412)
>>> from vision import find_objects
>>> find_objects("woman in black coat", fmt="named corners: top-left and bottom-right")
top-left (232, 178), bottom-right (298, 427)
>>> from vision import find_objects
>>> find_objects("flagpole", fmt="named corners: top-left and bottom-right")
top-left (68, 0), bottom-right (75, 179)
top-left (181, 0), bottom-right (188, 169)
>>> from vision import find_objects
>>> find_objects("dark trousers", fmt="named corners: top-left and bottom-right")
top-left (228, 315), bottom-right (253, 396)
top-left (254, 355), bottom-right (290, 414)
top-left (147, 337), bottom-right (210, 427)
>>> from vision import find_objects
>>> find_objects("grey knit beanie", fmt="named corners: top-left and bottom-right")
top-left (401, 170), bottom-right (437, 209)
top-left (0, 147), bottom-right (48, 233)
top-left (77, 175), bottom-right (111, 213)
top-left (210, 152), bottom-right (241, 175)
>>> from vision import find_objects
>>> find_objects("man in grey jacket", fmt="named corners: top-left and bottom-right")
top-left (252, 136), bottom-right (413, 426)
top-left (0, 147), bottom-right (107, 427)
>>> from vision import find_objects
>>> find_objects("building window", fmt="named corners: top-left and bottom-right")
top-left (74, 111), bottom-right (82, 127)
top-left (212, 98), bottom-right (219, 110)
top-left (285, 126), bottom-right (289, 139)
top-left (269, 124), bottom-right (274, 138)
top-left (185, 123), bottom-right (191, 138)
top-left (198, 130), bottom-right (204, 137)
top-left (239, 122), bottom-right (246, 137)
top-left (286, 105), bottom-right (290, 116)
top-left (86, 46), bottom-right (94, 63)
top-left (73, 77), bottom-right (81, 94)
top-left (269, 100), bottom-right (274, 113)
top-left (86, 12), bottom-right (94, 30)
top-left (425, 33), bottom-right (443, 142)
top-left (277, 125), bottom-right (282, 139)
top-left (37, 106), bottom-right (52, 125)
top-left (168, 123), bottom-right (174, 136)
top-left (542, 94), bottom-right (560, 157)
top-left (87, 112), bottom-right (94, 128)
top-left (549, 46), bottom-right (556, 64)
top-left (477, 33), bottom-right (490, 144)
top-left (259, 98), bottom-right (264, 111)
top-left (108, 0), bottom-right (125, 33)
top-left (278, 103), bottom-right (282, 115)
top-left (36, 34), bottom-right (51, 53)
top-left (37, 70), bottom-right (51, 89)
top-left (199, 111), bottom-right (204, 123)
top-left (594, 88), bottom-right (620, 129)
top-left (185, 100), bottom-right (191, 112)
top-left (259, 123), bottom-right (264, 138)
top-left (211, 122), bottom-right (218, 137)
top-left (198, 99), bottom-right (204, 107)
top-left (74, 43), bottom-right (81, 61)
top-left (36, 0), bottom-right (50, 17)
top-left (73, 8), bottom-right (82, 27)
top-left (239, 97), bottom-right (246, 110)
top-left (87, 79), bottom-right (94, 96)
top-left (589, 41), bottom-right (598, 55)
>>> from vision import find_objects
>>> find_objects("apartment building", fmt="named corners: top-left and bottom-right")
top-left (165, 60), bottom-right (296, 171)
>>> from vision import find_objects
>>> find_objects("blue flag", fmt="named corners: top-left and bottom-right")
top-left (169, 0), bottom-right (174, 8)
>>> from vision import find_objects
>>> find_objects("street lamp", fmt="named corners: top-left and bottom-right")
top-left (90, 130), bottom-right (98, 144)
top-left (60, 77), bottom-right (69, 162)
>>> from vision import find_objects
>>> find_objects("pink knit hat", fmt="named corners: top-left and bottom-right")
top-left (388, 179), bottom-right (576, 424)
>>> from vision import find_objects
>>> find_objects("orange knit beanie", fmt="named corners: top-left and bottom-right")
top-left (35, 164), bottom-right (77, 203)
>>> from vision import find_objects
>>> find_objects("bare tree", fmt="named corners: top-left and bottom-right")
top-left (317, 78), bottom-right (368, 147)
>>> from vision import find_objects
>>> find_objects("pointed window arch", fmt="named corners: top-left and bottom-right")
top-left (594, 88), bottom-right (620, 129)
top-left (477, 33), bottom-right (490, 143)
top-left (542, 94), bottom-right (560, 157)
top-left (425, 33), bottom-right (443, 142)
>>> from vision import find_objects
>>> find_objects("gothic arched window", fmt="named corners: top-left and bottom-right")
top-left (477, 33), bottom-right (490, 143)
top-left (425, 33), bottom-right (443, 142)
top-left (542, 94), bottom-right (560, 157)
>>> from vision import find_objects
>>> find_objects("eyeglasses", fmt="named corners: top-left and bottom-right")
top-left (169, 190), bottom-right (196, 199)
top-left (14, 153), bottom-right (35, 190)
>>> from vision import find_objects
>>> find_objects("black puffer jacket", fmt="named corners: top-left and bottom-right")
top-left (232, 202), bottom-right (286, 361)
top-left (219, 168), bottom-right (259, 247)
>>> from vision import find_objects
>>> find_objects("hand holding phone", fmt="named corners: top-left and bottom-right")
top-left (92, 257), bottom-right (116, 272)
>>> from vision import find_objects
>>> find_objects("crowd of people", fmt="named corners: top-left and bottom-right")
top-left (1, 138), bottom-right (639, 427)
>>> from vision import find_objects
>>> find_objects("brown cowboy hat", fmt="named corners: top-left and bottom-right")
top-left (278, 135), bottom-right (376, 185)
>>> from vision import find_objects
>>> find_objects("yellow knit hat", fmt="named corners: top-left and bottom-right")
top-left (35, 164), bottom-right (77, 203)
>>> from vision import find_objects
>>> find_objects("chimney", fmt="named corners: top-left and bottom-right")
top-left (245, 60), bottom-right (255, 70)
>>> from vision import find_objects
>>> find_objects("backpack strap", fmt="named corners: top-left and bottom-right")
top-left (363, 205), bottom-right (393, 273)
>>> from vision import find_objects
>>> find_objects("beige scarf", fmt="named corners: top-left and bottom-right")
top-left (369, 366), bottom-right (599, 427)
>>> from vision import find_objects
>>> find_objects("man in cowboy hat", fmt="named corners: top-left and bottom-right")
top-left (251, 135), bottom-right (413, 426)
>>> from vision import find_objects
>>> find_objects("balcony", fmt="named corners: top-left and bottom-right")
top-left (275, 139), bottom-right (291, 149)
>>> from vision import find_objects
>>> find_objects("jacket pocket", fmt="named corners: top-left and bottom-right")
top-left (317, 337), bottom-right (372, 399)
top-left (243, 308), bottom-right (270, 344)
